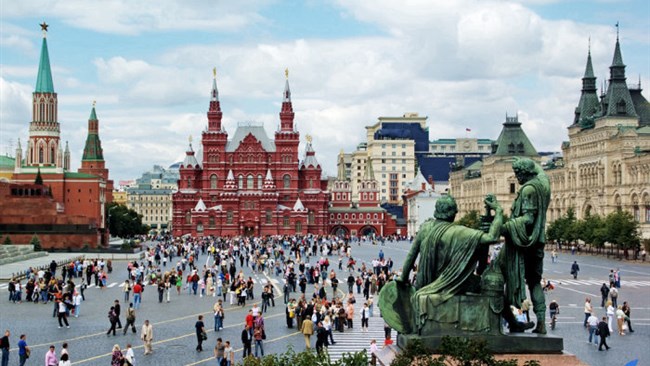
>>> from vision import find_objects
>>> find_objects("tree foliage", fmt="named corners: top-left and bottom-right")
top-left (547, 207), bottom-right (641, 255)
top-left (106, 202), bottom-right (149, 238)
top-left (237, 345), bottom-right (367, 366)
top-left (391, 337), bottom-right (540, 366)
top-left (457, 210), bottom-right (481, 230)
top-left (30, 234), bottom-right (42, 252)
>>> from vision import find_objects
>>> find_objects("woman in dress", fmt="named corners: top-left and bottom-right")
top-left (110, 344), bottom-right (123, 366)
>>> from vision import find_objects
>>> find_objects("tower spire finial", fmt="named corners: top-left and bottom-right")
top-left (285, 68), bottom-right (289, 79)
top-left (40, 22), bottom-right (48, 37)
top-left (615, 21), bottom-right (619, 41)
top-left (213, 67), bottom-right (216, 78)
top-left (588, 36), bottom-right (591, 53)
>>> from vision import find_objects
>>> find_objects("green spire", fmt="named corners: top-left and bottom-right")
top-left (35, 32), bottom-right (55, 93)
top-left (611, 37), bottom-right (624, 67)
top-left (89, 104), bottom-right (97, 120)
top-left (584, 49), bottom-right (595, 79)
top-left (491, 114), bottom-right (538, 157)
top-left (82, 104), bottom-right (104, 161)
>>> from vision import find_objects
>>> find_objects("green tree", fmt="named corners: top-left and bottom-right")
top-left (604, 209), bottom-right (640, 259)
top-left (546, 207), bottom-right (577, 248)
top-left (2, 236), bottom-right (11, 245)
top-left (30, 234), bottom-right (42, 252)
top-left (106, 203), bottom-right (148, 238)
top-left (456, 210), bottom-right (481, 230)
top-left (576, 214), bottom-right (607, 253)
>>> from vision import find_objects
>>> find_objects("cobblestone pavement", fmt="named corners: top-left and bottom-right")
top-left (1, 240), bottom-right (648, 365)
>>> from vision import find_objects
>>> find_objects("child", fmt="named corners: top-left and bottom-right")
top-left (370, 339), bottom-right (378, 366)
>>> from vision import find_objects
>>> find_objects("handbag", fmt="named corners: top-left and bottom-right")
top-left (262, 329), bottom-right (267, 340)
top-left (595, 328), bottom-right (600, 336)
top-left (201, 330), bottom-right (208, 341)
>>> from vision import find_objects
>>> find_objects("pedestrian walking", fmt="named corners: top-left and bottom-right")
top-left (597, 317), bottom-right (610, 351)
top-left (73, 292), bottom-right (82, 318)
top-left (107, 306), bottom-right (118, 336)
top-left (214, 338), bottom-right (225, 365)
top-left (45, 345), bottom-right (57, 366)
top-left (583, 298), bottom-right (593, 327)
top-left (57, 299), bottom-right (70, 328)
top-left (58, 353), bottom-right (71, 366)
top-left (214, 300), bottom-right (224, 331)
top-left (253, 325), bottom-right (264, 357)
top-left (587, 313), bottom-right (599, 346)
top-left (17, 334), bottom-right (28, 366)
top-left (606, 301), bottom-right (615, 332)
top-left (370, 339), bottom-right (378, 366)
top-left (224, 340), bottom-right (233, 366)
top-left (133, 281), bottom-right (143, 310)
top-left (123, 303), bottom-right (137, 335)
top-left (300, 317), bottom-right (314, 349)
top-left (570, 261), bottom-right (579, 279)
top-left (600, 283), bottom-right (610, 307)
top-left (123, 280), bottom-right (131, 302)
top-left (315, 321), bottom-right (328, 355)
top-left (609, 286), bottom-right (618, 308)
top-left (141, 319), bottom-right (153, 355)
top-left (123, 344), bottom-right (135, 366)
top-left (622, 301), bottom-right (635, 333)
top-left (110, 344), bottom-right (124, 366)
top-left (241, 325), bottom-right (252, 358)
top-left (615, 305), bottom-right (629, 335)
top-left (361, 302), bottom-right (370, 332)
top-left (0, 330), bottom-right (9, 366)
top-left (195, 315), bottom-right (206, 352)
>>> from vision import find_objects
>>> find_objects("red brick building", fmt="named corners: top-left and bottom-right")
top-left (6, 25), bottom-right (112, 248)
top-left (172, 71), bottom-right (329, 236)
top-left (328, 153), bottom-right (399, 237)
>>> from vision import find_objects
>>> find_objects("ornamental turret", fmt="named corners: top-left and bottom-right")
top-left (573, 41), bottom-right (600, 129)
top-left (26, 22), bottom-right (60, 167)
top-left (207, 68), bottom-right (223, 132)
top-left (79, 102), bottom-right (109, 180)
top-left (601, 25), bottom-right (637, 118)
top-left (279, 68), bottom-right (295, 132)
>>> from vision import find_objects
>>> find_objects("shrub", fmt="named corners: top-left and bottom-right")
top-left (3, 236), bottom-right (11, 245)
top-left (30, 234), bottom-right (42, 252)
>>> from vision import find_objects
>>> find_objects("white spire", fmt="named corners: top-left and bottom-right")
top-left (194, 198), bottom-right (207, 212)
top-left (211, 68), bottom-right (219, 102)
top-left (265, 169), bottom-right (273, 180)
top-left (293, 197), bottom-right (305, 211)
top-left (226, 169), bottom-right (234, 180)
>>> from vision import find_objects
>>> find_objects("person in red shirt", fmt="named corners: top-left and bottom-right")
top-left (245, 310), bottom-right (254, 336)
top-left (133, 282), bottom-right (143, 309)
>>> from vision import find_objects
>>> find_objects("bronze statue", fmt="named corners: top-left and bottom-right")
top-left (381, 194), bottom-right (503, 334)
top-left (497, 158), bottom-right (550, 334)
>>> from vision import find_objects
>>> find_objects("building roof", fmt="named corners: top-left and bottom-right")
top-left (300, 141), bottom-right (320, 169)
top-left (194, 198), bottom-right (207, 212)
top-left (630, 88), bottom-right (650, 127)
top-left (82, 106), bottom-right (104, 161)
top-left (418, 155), bottom-right (484, 182)
top-left (491, 115), bottom-right (538, 157)
top-left (293, 197), bottom-right (306, 211)
top-left (226, 124), bottom-right (276, 152)
top-left (35, 35), bottom-right (54, 93)
top-left (601, 38), bottom-right (637, 118)
top-left (0, 155), bottom-right (15, 169)
top-left (182, 143), bottom-right (200, 168)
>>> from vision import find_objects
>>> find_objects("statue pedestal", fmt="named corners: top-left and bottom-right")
top-left (397, 332), bottom-right (564, 354)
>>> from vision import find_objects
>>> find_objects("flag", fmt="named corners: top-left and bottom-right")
top-left (465, 128), bottom-right (471, 132)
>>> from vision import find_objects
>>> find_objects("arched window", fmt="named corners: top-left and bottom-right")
top-left (283, 174), bottom-right (291, 189)
top-left (39, 146), bottom-right (44, 164)
top-left (210, 174), bottom-right (218, 189)
top-left (50, 146), bottom-right (55, 164)
top-left (257, 175), bottom-right (263, 189)
top-left (226, 210), bottom-right (233, 224)
top-left (283, 216), bottom-right (290, 227)
top-left (238, 175), bottom-right (244, 189)
top-left (247, 175), bottom-right (254, 189)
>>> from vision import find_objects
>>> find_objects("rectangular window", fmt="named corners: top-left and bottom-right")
top-left (510, 183), bottom-right (516, 194)
top-left (283, 216), bottom-right (290, 227)
top-left (266, 210), bottom-right (272, 224)
top-left (227, 210), bottom-right (233, 224)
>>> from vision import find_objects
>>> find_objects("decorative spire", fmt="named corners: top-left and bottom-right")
top-left (207, 68), bottom-right (223, 132)
top-left (34, 167), bottom-right (43, 185)
top-left (82, 103), bottom-right (104, 161)
top-left (363, 160), bottom-right (375, 180)
top-left (35, 23), bottom-right (54, 93)
top-left (211, 67), bottom-right (219, 102)
top-left (611, 26), bottom-right (624, 67)
top-left (337, 150), bottom-right (346, 181)
top-left (283, 68), bottom-right (291, 102)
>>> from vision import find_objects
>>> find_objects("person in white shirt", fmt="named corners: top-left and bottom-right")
top-left (73, 292), bottom-right (83, 318)
top-left (583, 297), bottom-right (593, 327)
top-left (587, 313), bottom-right (599, 345)
top-left (123, 343), bottom-right (135, 365)
top-left (606, 301), bottom-right (615, 332)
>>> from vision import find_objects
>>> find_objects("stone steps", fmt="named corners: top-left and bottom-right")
top-left (0, 245), bottom-right (47, 266)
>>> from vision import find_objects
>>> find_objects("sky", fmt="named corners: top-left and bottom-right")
top-left (1, 0), bottom-right (649, 184)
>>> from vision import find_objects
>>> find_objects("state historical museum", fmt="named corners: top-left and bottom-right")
top-left (172, 71), bottom-right (330, 236)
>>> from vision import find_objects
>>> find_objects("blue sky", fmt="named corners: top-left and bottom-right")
top-left (1, 0), bottom-right (649, 183)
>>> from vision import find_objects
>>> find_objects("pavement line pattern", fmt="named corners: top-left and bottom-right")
top-left (70, 312), bottom-right (285, 365)
top-left (183, 330), bottom-right (302, 366)
top-left (9, 295), bottom-right (283, 352)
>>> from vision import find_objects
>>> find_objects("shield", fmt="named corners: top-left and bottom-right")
top-left (378, 280), bottom-right (415, 334)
